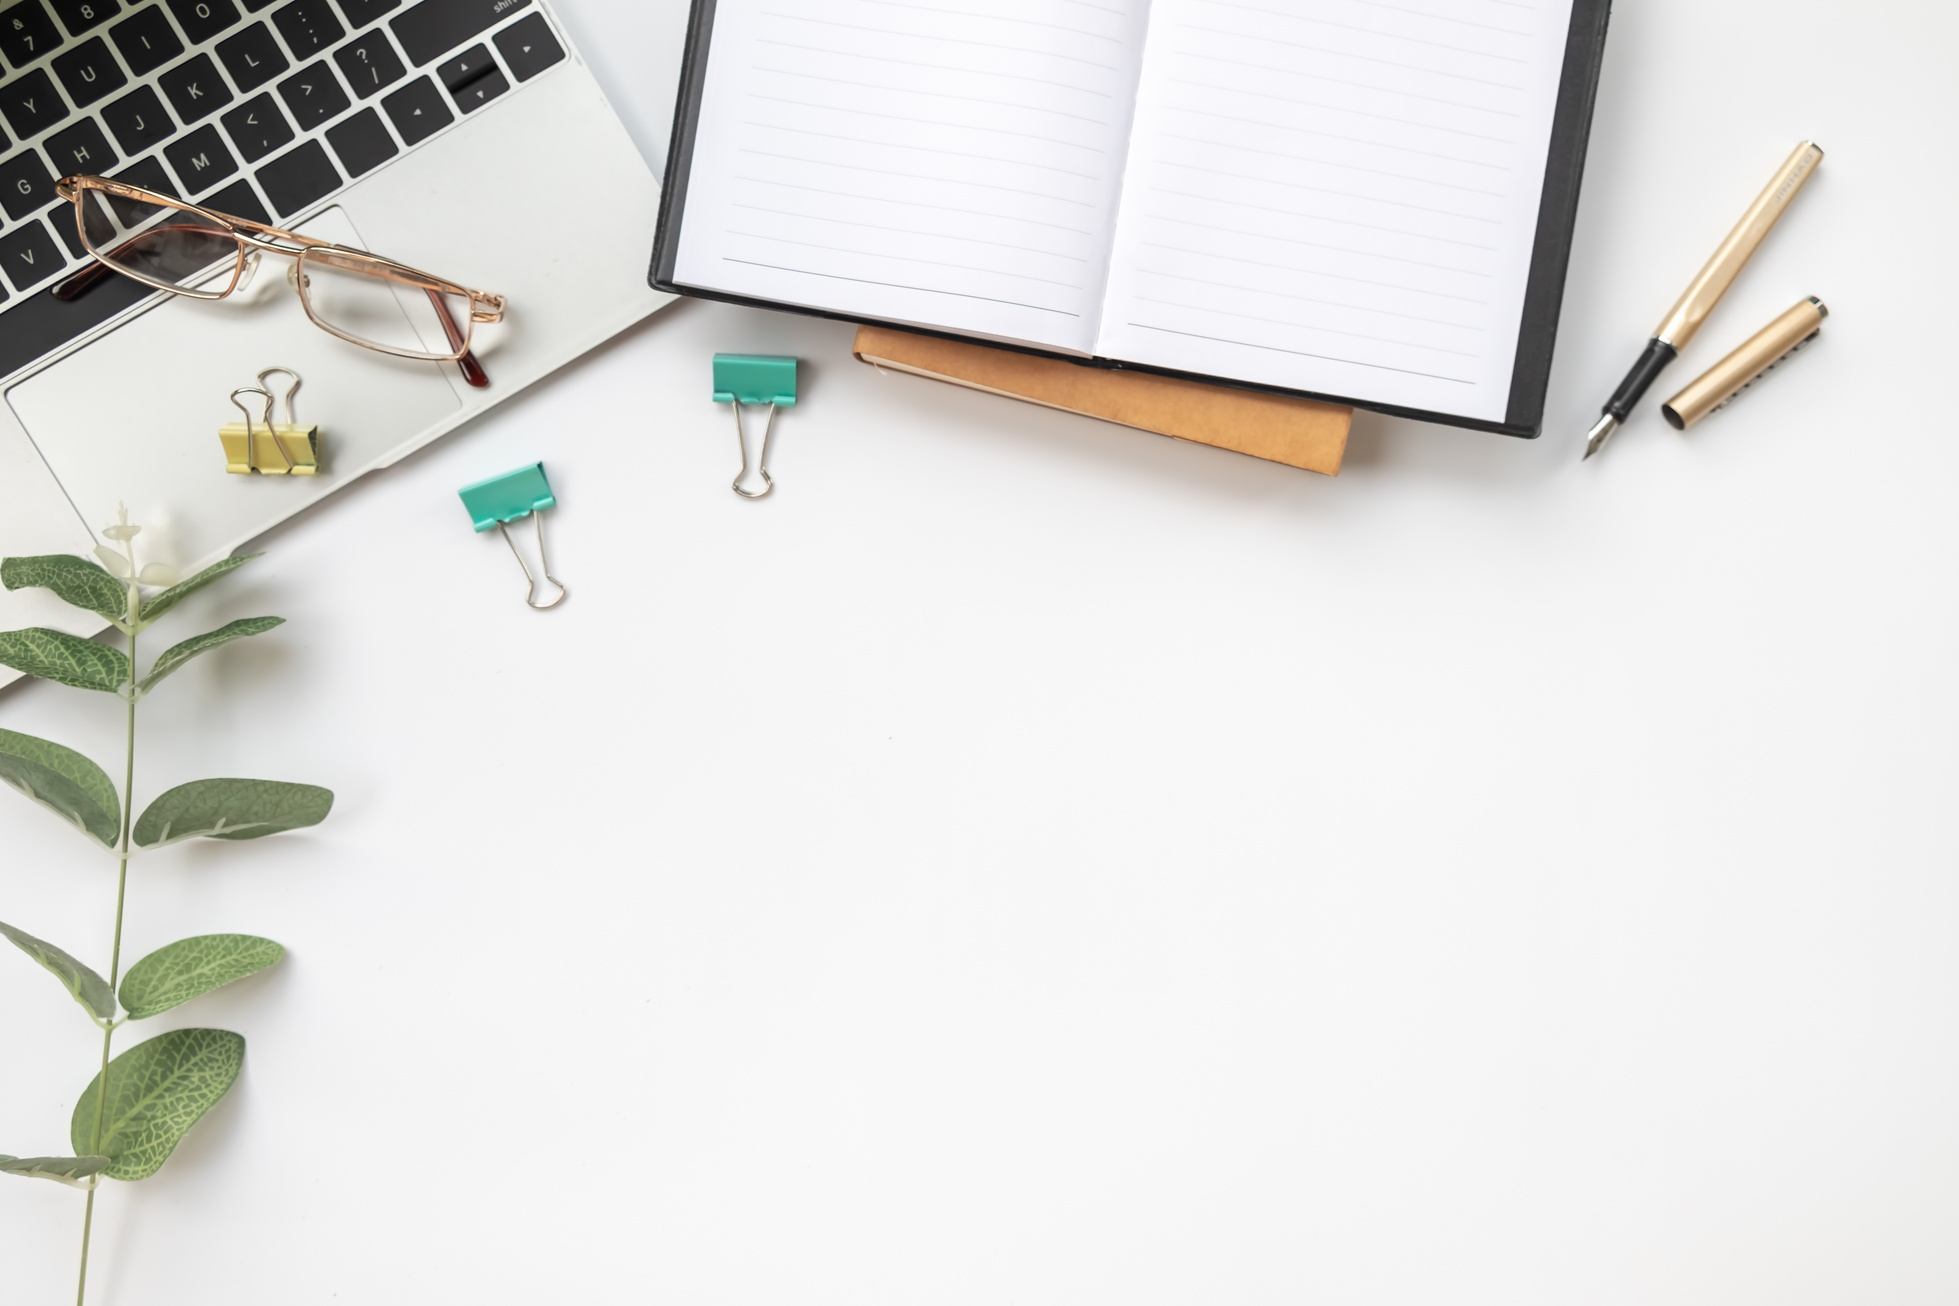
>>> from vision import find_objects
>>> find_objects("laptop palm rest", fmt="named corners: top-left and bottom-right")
top-left (6, 206), bottom-right (464, 569)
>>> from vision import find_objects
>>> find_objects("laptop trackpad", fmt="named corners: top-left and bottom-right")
top-left (6, 207), bottom-right (463, 566)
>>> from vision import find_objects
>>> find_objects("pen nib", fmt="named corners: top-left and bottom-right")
top-left (1582, 413), bottom-right (1619, 460)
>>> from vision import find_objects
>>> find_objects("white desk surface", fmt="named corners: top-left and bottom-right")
top-left (5, 2), bottom-right (1957, 1302)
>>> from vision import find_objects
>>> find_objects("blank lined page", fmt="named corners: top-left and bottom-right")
top-left (1094, 0), bottom-right (1576, 421)
top-left (672, 0), bottom-right (1151, 354)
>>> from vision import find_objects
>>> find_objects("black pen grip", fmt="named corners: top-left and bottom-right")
top-left (1602, 338), bottom-right (1678, 421)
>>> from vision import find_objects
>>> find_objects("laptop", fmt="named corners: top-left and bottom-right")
top-left (0, 0), bottom-right (671, 670)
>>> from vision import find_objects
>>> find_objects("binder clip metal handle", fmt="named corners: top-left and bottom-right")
top-left (728, 401), bottom-right (779, 499)
top-left (713, 354), bottom-right (798, 499)
top-left (222, 367), bottom-right (319, 475)
top-left (458, 462), bottom-right (567, 610)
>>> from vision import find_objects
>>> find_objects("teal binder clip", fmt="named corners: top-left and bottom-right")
top-left (457, 462), bottom-right (567, 609)
top-left (712, 353), bottom-right (797, 499)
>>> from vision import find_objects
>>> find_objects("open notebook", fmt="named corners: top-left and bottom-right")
top-left (652, 0), bottom-right (1610, 436)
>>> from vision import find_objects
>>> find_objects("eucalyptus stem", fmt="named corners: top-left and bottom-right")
top-left (77, 619), bottom-right (136, 1306)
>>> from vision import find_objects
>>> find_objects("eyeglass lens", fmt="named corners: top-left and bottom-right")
top-left (78, 188), bottom-right (243, 297)
top-left (295, 250), bottom-right (474, 361)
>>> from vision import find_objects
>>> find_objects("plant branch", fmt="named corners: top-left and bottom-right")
top-left (77, 615), bottom-right (136, 1306)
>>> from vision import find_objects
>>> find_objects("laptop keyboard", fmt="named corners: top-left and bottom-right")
top-left (0, 0), bottom-right (566, 376)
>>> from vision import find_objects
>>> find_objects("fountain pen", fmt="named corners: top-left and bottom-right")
top-left (1583, 141), bottom-right (1823, 460)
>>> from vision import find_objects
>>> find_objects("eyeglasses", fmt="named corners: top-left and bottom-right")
top-left (53, 174), bottom-right (507, 389)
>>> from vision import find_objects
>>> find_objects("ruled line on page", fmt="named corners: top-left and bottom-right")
top-left (1179, 53), bottom-right (1519, 115)
top-left (747, 95), bottom-right (1108, 150)
top-left (726, 260), bottom-right (1083, 316)
top-left (1342, 0), bottom-right (1532, 37)
top-left (1125, 322), bottom-right (1476, 381)
top-left (850, 0), bottom-right (1126, 43)
top-left (732, 205), bottom-right (1092, 260)
top-left (1196, 0), bottom-right (1531, 61)
top-left (1146, 189), bottom-right (1497, 249)
top-left (1166, 79), bottom-right (1515, 142)
top-left (1179, 25), bottom-right (1525, 90)
top-left (761, 14), bottom-right (1123, 71)
top-left (725, 232), bottom-right (1086, 289)
top-left (1131, 268), bottom-right (1484, 327)
top-left (1162, 106), bottom-right (1513, 169)
top-left (753, 69), bottom-right (1112, 125)
top-left (1158, 161), bottom-right (1501, 221)
top-left (1132, 296), bottom-right (1480, 352)
top-left (1157, 133), bottom-right (1507, 196)
top-left (745, 123), bottom-right (1106, 181)
top-left (737, 178), bottom-right (1098, 234)
top-left (1135, 256), bottom-right (1486, 313)
top-left (1143, 215), bottom-right (1493, 276)
top-left (754, 42), bottom-right (1118, 98)
top-left (738, 150), bottom-right (1101, 207)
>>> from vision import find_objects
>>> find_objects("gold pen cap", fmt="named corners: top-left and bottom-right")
top-left (1661, 297), bottom-right (1827, 430)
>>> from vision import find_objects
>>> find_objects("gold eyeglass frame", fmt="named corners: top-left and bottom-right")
top-left (53, 174), bottom-right (507, 375)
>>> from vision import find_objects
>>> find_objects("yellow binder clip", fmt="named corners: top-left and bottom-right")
top-left (221, 367), bottom-right (320, 475)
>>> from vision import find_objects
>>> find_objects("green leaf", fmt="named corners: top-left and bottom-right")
top-left (138, 616), bottom-right (284, 694)
top-left (137, 554), bottom-right (260, 628)
top-left (133, 778), bottom-right (333, 848)
top-left (71, 1028), bottom-right (244, 1180)
top-left (0, 1155), bottom-right (112, 1187)
top-left (0, 920), bottom-right (116, 1021)
top-left (120, 935), bottom-right (285, 1020)
top-left (0, 628), bottom-right (131, 693)
top-left (1, 555), bottom-right (128, 622)
top-left (0, 727), bottom-right (120, 847)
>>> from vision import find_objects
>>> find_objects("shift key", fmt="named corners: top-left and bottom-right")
top-left (390, 0), bottom-right (531, 67)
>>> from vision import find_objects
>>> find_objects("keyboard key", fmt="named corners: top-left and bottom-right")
top-left (101, 84), bottom-right (172, 154)
top-left (390, 0), bottom-right (525, 68)
top-left (220, 90), bottom-right (289, 161)
top-left (323, 104), bottom-right (392, 176)
top-left (492, 12), bottom-right (559, 82)
top-left (47, 0), bottom-right (117, 36)
top-left (44, 116), bottom-right (117, 173)
top-left (333, 0), bottom-right (394, 27)
top-left (379, 73), bottom-right (446, 145)
top-left (276, 59), bottom-right (347, 129)
top-left (43, 200), bottom-right (85, 256)
top-left (108, 4), bottom-right (182, 75)
top-left (0, 263), bottom-right (154, 378)
top-left (332, 28), bottom-right (403, 97)
top-left (0, 218), bottom-right (63, 292)
top-left (447, 63), bottom-right (502, 112)
top-left (434, 41), bottom-right (486, 90)
top-left (0, 69), bottom-right (70, 140)
top-left (0, 147), bottom-right (56, 220)
top-left (108, 151), bottom-right (173, 219)
top-left (0, 0), bottom-right (62, 68)
top-left (255, 137), bottom-right (334, 216)
top-left (198, 174), bottom-right (267, 221)
top-left (164, 122), bottom-right (236, 192)
top-left (0, 127), bottom-right (9, 152)
top-left (164, 0), bottom-right (238, 43)
top-left (269, 0), bottom-right (337, 57)
top-left (52, 36), bottom-right (128, 108)
top-left (158, 53), bottom-right (233, 124)
top-left (215, 21), bottom-right (287, 91)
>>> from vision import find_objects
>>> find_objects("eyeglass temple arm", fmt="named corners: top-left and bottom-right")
top-left (427, 288), bottom-right (489, 389)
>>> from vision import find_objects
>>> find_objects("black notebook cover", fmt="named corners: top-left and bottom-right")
top-left (651, 0), bottom-right (1612, 439)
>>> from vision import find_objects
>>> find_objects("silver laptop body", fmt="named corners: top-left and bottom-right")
top-left (0, 0), bottom-right (670, 669)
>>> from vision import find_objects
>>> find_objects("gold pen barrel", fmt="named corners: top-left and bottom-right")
top-left (1661, 297), bottom-right (1827, 430)
top-left (1653, 141), bottom-right (1823, 349)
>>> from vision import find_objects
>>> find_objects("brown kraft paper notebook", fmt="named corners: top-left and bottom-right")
top-left (852, 326), bottom-right (1351, 476)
